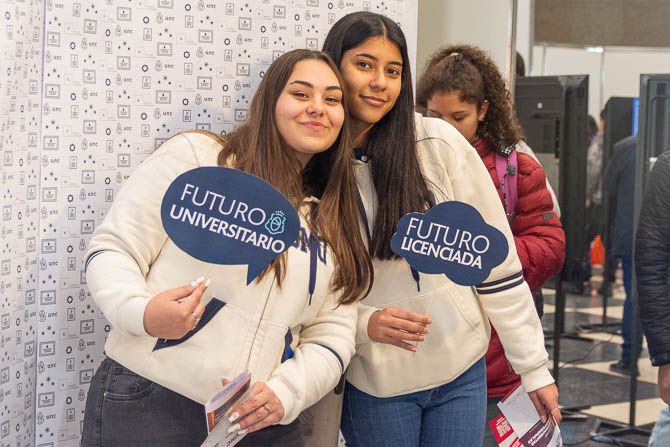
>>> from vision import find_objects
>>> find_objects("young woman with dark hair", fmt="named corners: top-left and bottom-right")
top-left (80, 49), bottom-right (372, 447)
top-left (323, 13), bottom-right (561, 445)
top-left (417, 44), bottom-right (566, 445)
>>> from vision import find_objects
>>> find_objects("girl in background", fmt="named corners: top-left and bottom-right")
top-left (416, 45), bottom-right (565, 445)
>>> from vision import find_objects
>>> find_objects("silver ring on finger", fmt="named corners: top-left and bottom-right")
top-left (263, 403), bottom-right (271, 415)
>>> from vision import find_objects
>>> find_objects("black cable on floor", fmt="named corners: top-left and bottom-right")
top-left (564, 434), bottom-right (626, 446)
top-left (557, 333), bottom-right (622, 446)
top-left (558, 333), bottom-right (617, 370)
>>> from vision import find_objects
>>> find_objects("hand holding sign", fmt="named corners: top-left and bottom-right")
top-left (161, 167), bottom-right (300, 284)
top-left (390, 201), bottom-right (508, 286)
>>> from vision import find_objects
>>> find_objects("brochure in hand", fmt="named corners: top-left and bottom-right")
top-left (489, 384), bottom-right (562, 447)
top-left (201, 371), bottom-right (252, 447)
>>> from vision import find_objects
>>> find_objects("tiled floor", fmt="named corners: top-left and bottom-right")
top-left (541, 268), bottom-right (663, 446)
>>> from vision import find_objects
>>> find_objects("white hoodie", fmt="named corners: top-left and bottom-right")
top-left (347, 115), bottom-right (554, 397)
top-left (85, 132), bottom-right (356, 424)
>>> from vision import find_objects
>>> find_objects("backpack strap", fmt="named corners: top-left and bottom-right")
top-left (495, 149), bottom-right (518, 223)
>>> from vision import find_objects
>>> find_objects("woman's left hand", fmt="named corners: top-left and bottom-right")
top-left (227, 381), bottom-right (285, 435)
top-left (528, 383), bottom-right (562, 425)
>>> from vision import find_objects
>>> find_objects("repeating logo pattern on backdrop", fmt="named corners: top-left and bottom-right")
top-left (0, 1), bottom-right (417, 446)
top-left (1, 0), bottom-right (43, 446)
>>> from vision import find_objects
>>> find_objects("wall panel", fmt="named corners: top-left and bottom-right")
top-left (0, 1), bottom-right (43, 446)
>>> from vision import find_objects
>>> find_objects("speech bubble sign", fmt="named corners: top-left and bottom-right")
top-left (161, 167), bottom-right (300, 284)
top-left (390, 201), bottom-right (509, 286)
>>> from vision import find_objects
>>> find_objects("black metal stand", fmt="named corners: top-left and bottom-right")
top-left (551, 277), bottom-right (592, 422)
top-left (576, 280), bottom-right (620, 334)
top-left (589, 274), bottom-right (651, 445)
top-left (590, 420), bottom-right (651, 446)
top-left (589, 113), bottom-right (655, 445)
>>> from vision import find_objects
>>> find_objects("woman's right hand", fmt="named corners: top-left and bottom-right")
top-left (143, 278), bottom-right (209, 339)
top-left (367, 307), bottom-right (431, 351)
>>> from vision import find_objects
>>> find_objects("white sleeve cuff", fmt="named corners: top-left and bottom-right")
top-left (266, 376), bottom-right (299, 425)
top-left (119, 296), bottom-right (151, 337)
top-left (519, 366), bottom-right (555, 393)
top-left (356, 304), bottom-right (378, 345)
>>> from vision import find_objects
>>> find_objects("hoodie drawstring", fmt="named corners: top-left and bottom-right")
top-left (308, 233), bottom-right (318, 305)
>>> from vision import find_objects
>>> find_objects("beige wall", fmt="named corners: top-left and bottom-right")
top-left (417, 0), bottom-right (515, 80)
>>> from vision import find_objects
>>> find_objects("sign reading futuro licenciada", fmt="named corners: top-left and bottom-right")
top-left (390, 201), bottom-right (509, 286)
top-left (161, 167), bottom-right (300, 284)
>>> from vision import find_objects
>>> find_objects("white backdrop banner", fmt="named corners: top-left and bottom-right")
top-left (0, 1), bottom-right (418, 446)
top-left (1, 0), bottom-right (43, 446)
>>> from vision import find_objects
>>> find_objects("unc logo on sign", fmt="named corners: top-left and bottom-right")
top-left (265, 210), bottom-right (286, 235)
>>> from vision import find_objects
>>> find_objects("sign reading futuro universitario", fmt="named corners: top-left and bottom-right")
top-left (161, 167), bottom-right (300, 284)
top-left (391, 201), bottom-right (509, 286)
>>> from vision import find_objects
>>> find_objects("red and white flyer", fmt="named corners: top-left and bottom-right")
top-left (490, 384), bottom-right (562, 447)
top-left (201, 371), bottom-right (252, 447)
top-left (489, 413), bottom-right (523, 447)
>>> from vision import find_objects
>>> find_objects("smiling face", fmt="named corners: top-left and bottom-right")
top-left (274, 59), bottom-right (345, 166)
top-left (426, 91), bottom-right (489, 143)
top-left (338, 36), bottom-right (403, 131)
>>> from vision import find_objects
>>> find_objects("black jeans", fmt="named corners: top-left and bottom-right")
top-left (81, 357), bottom-right (304, 447)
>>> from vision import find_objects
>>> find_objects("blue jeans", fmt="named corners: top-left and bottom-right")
top-left (649, 406), bottom-right (670, 447)
top-left (620, 256), bottom-right (643, 365)
top-left (341, 358), bottom-right (486, 447)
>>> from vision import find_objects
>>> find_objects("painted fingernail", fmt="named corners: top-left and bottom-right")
top-left (227, 423), bottom-right (241, 434)
top-left (190, 277), bottom-right (204, 286)
top-left (204, 279), bottom-right (211, 288)
top-left (228, 412), bottom-right (239, 423)
top-left (237, 429), bottom-right (248, 436)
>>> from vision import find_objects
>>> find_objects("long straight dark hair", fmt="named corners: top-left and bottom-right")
top-left (323, 12), bottom-right (434, 260)
top-left (193, 49), bottom-right (372, 304)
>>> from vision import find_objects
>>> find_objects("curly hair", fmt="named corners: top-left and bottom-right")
top-left (416, 44), bottom-right (525, 153)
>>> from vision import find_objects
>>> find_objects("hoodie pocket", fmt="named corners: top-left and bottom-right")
top-left (141, 299), bottom-right (257, 404)
top-left (352, 282), bottom-right (488, 396)
top-left (152, 297), bottom-right (226, 351)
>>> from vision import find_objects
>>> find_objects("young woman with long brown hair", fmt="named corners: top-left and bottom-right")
top-left (80, 49), bottom-right (372, 447)
top-left (323, 12), bottom-right (561, 446)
